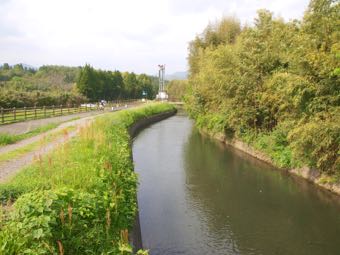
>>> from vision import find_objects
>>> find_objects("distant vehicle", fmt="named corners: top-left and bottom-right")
top-left (81, 103), bottom-right (97, 108)
top-left (99, 100), bottom-right (106, 110)
top-left (156, 91), bottom-right (168, 100)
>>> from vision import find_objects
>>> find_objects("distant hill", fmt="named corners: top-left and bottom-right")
top-left (165, 71), bottom-right (188, 81)
top-left (21, 63), bottom-right (37, 70)
top-left (0, 63), bottom-right (37, 70)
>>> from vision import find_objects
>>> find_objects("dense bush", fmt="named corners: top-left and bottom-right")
top-left (0, 103), bottom-right (175, 254)
top-left (185, 0), bottom-right (339, 177)
top-left (288, 111), bottom-right (340, 174)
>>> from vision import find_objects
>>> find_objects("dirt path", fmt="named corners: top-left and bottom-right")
top-left (0, 110), bottom-right (104, 135)
top-left (0, 114), bottom-right (98, 155)
top-left (0, 116), bottom-right (95, 182)
top-left (0, 129), bottom-right (80, 182)
top-left (0, 104), bottom-right (141, 182)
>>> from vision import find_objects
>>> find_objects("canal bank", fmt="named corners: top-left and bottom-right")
top-left (199, 128), bottom-right (340, 196)
top-left (0, 103), bottom-right (177, 254)
top-left (129, 108), bottom-right (177, 252)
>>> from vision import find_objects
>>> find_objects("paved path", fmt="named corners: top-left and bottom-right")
top-left (0, 104), bottom-right (141, 182)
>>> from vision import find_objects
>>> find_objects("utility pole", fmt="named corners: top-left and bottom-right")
top-left (157, 64), bottom-right (168, 100)
top-left (158, 64), bottom-right (165, 92)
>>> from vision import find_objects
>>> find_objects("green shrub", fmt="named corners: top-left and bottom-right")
top-left (239, 122), bottom-right (294, 168)
top-left (0, 188), bottom-right (135, 254)
top-left (288, 112), bottom-right (340, 175)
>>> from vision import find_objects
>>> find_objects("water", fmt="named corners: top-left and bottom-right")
top-left (132, 115), bottom-right (340, 255)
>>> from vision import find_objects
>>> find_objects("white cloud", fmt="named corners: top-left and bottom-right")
top-left (0, 0), bottom-right (310, 74)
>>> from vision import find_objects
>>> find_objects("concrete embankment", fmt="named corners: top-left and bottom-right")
top-left (201, 129), bottom-right (340, 196)
top-left (128, 108), bottom-right (177, 252)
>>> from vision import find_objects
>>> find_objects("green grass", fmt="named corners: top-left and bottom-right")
top-left (0, 123), bottom-right (59, 146)
top-left (0, 103), bottom-right (175, 254)
top-left (238, 127), bottom-right (294, 169)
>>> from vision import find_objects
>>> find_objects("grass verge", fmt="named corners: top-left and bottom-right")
top-left (0, 103), bottom-right (175, 255)
top-left (0, 126), bottom-right (76, 164)
top-left (0, 123), bottom-right (59, 146)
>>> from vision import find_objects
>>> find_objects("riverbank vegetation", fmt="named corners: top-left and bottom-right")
top-left (185, 0), bottom-right (339, 179)
top-left (0, 103), bottom-right (174, 254)
top-left (0, 64), bottom-right (158, 108)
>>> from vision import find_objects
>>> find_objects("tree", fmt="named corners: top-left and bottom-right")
top-left (13, 64), bottom-right (24, 72)
top-left (2, 63), bottom-right (10, 70)
top-left (166, 80), bottom-right (188, 100)
top-left (77, 64), bottom-right (97, 101)
top-left (137, 74), bottom-right (155, 99)
top-left (112, 71), bottom-right (124, 99)
top-left (185, 1), bottom-right (340, 175)
top-left (123, 72), bottom-right (138, 99)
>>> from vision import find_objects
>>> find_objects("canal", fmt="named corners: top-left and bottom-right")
top-left (132, 115), bottom-right (340, 255)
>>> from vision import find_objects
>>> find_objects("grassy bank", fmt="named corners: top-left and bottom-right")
top-left (0, 103), bottom-right (175, 254)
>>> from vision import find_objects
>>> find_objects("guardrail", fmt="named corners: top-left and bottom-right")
top-left (0, 99), bottom-right (141, 125)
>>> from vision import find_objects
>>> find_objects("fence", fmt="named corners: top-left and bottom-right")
top-left (0, 99), bottom-right (141, 125)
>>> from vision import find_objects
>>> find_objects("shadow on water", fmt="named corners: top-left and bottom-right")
top-left (132, 115), bottom-right (340, 255)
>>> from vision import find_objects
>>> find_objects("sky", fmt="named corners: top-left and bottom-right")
top-left (0, 0), bottom-right (310, 74)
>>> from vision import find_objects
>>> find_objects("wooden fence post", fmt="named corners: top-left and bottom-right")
top-left (34, 106), bottom-right (37, 119)
top-left (24, 107), bottom-right (27, 120)
top-left (13, 107), bottom-right (16, 121)
top-left (1, 107), bottom-right (4, 124)
top-left (60, 105), bottom-right (63, 116)
top-left (52, 105), bottom-right (55, 116)
top-left (43, 106), bottom-right (46, 117)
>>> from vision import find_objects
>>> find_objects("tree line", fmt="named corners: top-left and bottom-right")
top-left (0, 64), bottom-right (85, 108)
top-left (76, 64), bottom-right (157, 101)
top-left (185, 0), bottom-right (339, 176)
top-left (0, 64), bottom-right (158, 108)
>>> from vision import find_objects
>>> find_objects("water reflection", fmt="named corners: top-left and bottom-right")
top-left (133, 115), bottom-right (340, 255)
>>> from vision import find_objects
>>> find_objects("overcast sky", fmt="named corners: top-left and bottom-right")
top-left (0, 0), bottom-right (310, 74)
